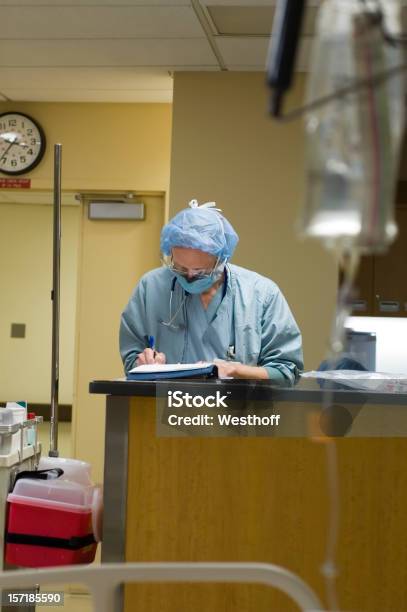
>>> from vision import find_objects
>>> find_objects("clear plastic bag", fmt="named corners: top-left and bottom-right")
top-left (300, 0), bottom-right (405, 253)
top-left (302, 369), bottom-right (407, 392)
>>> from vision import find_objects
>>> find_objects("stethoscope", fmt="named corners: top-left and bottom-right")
top-left (160, 277), bottom-right (188, 329)
top-left (161, 268), bottom-right (229, 330)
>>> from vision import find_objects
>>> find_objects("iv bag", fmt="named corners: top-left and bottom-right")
top-left (300, 0), bottom-right (405, 253)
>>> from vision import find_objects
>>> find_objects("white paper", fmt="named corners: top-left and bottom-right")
top-left (128, 362), bottom-right (214, 374)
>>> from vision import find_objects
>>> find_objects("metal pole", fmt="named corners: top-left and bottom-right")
top-left (49, 144), bottom-right (62, 457)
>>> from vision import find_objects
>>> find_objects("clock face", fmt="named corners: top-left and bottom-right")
top-left (0, 112), bottom-right (46, 175)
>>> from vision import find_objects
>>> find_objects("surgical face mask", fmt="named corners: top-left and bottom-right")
top-left (174, 260), bottom-right (226, 294)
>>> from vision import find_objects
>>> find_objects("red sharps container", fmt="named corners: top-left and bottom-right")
top-left (6, 459), bottom-right (102, 567)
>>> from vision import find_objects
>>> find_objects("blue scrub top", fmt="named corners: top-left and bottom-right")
top-left (183, 283), bottom-right (235, 363)
top-left (120, 263), bottom-right (303, 385)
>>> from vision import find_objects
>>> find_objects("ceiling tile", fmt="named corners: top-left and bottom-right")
top-left (216, 36), bottom-right (269, 67)
top-left (0, 0), bottom-right (190, 4)
top-left (0, 6), bottom-right (204, 38)
top-left (208, 6), bottom-right (273, 35)
top-left (0, 1), bottom-right (319, 102)
top-left (207, 4), bottom-right (317, 36)
top-left (217, 36), bottom-right (311, 71)
top-left (201, 1), bottom-right (278, 5)
top-left (1, 88), bottom-right (173, 103)
top-left (201, 0), bottom-right (321, 6)
top-left (0, 39), bottom-right (218, 67)
top-left (0, 67), bottom-right (174, 89)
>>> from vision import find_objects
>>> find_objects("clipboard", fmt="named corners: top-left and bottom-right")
top-left (126, 363), bottom-right (217, 381)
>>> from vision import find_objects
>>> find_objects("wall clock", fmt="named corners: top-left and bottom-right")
top-left (0, 112), bottom-right (46, 175)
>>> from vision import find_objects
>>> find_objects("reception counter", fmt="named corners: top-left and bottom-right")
top-left (90, 378), bottom-right (407, 612)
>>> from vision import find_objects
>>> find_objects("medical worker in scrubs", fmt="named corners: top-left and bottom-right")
top-left (120, 200), bottom-right (303, 385)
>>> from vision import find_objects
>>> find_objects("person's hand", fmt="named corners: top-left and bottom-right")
top-left (214, 359), bottom-right (242, 379)
top-left (215, 360), bottom-right (270, 380)
top-left (136, 349), bottom-right (166, 365)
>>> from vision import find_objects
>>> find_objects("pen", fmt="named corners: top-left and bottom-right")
top-left (147, 335), bottom-right (157, 358)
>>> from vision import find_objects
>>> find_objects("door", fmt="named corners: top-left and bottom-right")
top-left (0, 196), bottom-right (80, 405)
top-left (73, 193), bottom-right (165, 482)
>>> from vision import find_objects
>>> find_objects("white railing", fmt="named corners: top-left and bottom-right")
top-left (0, 561), bottom-right (324, 611)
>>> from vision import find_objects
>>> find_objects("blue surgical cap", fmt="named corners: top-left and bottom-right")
top-left (160, 199), bottom-right (239, 260)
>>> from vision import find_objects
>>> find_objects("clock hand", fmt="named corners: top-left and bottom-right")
top-left (0, 141), bottom-right (16, 163)
top-left (1, 136), bottom-right (30, 147)
top-left (0, 136), bottom-right (16, 144)
top-left (0, 135), bottom-right (33, 149)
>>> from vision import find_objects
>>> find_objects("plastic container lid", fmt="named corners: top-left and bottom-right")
top-left (38, 457), bottom-right (92, 486)
top-left (12, 478), bottom-right (94, 507)
top-left (7, 492), bottom-right (92, 513)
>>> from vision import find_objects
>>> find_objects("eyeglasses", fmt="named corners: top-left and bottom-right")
top-left (162, 255), bottom-right (221, 280)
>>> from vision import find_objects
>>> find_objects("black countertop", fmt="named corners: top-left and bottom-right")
top-left (89, 377), bottom-right (407, 405)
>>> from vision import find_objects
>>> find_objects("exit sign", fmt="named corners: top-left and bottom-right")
top-left (0, 178), bottom-right (31, 188)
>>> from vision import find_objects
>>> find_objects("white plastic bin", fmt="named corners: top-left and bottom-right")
top-left (38, 457), bottom-right (92, 485)
top-left (6, 402), bottom-right (27, 455)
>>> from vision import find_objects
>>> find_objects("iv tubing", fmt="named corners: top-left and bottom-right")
top-left (321, 249), bottom-right (360, 611)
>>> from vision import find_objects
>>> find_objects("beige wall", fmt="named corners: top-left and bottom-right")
top-left (0, 202), bottom-right (79, 404)
top-left (0, 102), bottom-right (171, 192)
top-left (169, 72), bottom-right (337, 369)
top-left (0, 102), bottom-right (172, 479)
